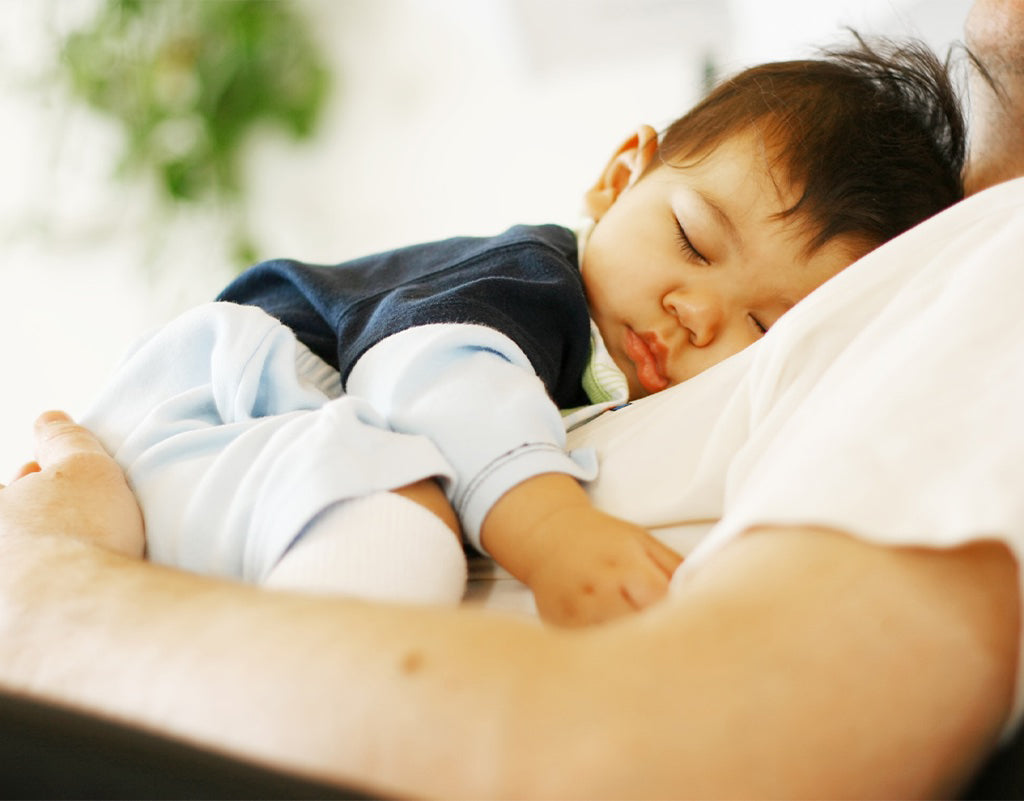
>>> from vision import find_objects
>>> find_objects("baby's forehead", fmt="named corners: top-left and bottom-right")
top-left (660, 139), bottom-right (811, 228)
top-left (660, 126), bottom-right (803, 198)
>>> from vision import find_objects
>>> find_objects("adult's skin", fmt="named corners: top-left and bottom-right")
top-left (1, 6), bottom-right (1023, 797)
top-left (0, 419), bottom-right (1017, 801)
top-left (964, 0), bottom-right (1024, 193)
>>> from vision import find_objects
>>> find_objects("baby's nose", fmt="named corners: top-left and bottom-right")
top-left (664, 290), bottom-right (722, 347)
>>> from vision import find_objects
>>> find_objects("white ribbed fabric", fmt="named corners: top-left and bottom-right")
top-left (263, 492), bottom-right (468, 605)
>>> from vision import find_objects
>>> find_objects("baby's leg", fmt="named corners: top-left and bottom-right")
top-left (263, 479), bottom-right (467, 605)
top-left (84, 302), bottom-right (464, 603)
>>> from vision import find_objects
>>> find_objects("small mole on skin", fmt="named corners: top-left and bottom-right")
top-left (400, 651), bottom-right (425, 675)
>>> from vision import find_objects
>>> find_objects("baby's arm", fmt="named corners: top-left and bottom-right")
top-left (481, 472), bottom-right (682, 626)
top-left (346, 323), bottom-right (683, 626)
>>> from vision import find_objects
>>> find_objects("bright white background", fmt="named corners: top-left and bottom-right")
top-left (0, 0), bottom-right (968, 476)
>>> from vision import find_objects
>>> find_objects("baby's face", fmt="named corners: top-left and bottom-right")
top-left (582, 129), bottom-right (864, 399)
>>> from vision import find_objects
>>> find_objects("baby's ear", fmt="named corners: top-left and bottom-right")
top-left (583, 125), bottom-right (659, 221)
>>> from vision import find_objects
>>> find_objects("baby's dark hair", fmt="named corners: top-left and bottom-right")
top-left (655, 33), bottom-right (966, 255)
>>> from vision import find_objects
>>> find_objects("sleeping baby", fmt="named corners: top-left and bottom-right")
top-left (83, 36), bottom-right (965, 626)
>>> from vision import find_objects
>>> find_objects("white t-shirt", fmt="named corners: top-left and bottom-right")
top-left (564, 177), bottom-right (1024, 737)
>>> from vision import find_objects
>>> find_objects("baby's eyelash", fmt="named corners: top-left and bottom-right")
top-left (750, 314), bottom-right (768, 335)
top-left (674, 219), bottom-right (709, 264)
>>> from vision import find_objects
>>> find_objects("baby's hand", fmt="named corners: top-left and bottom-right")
top-left (524, 507), bottom-right (682, 627)
top-left (481, 473), bottom-right (683, 627)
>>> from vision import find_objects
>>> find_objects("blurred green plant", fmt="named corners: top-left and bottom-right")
top-left (61, 0), bottom-right (332, 264)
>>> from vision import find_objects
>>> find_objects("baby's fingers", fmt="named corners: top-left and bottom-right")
top-left (537, 587), bottom-right (638, 628)
top-left (644, 536), bottom-right (684, 577)
top-left (619, 565), bottom-right (674, 612)
top-left (618, 534), bottom-right (686, 610)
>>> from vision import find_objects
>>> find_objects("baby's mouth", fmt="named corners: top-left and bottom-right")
top-left (624, 329), bottom-right (670, 394)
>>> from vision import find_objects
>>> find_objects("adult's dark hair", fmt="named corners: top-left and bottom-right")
top-left (655, 33), bottom-right (966, 255)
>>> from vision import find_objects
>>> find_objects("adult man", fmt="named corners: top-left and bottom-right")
top-left (0, 1), bottom-right (1021, 796)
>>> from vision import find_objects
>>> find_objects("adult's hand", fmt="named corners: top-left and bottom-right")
top-left (0, 411), bottom-right (144, 558)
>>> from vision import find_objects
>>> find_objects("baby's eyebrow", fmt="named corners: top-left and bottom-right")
top-left (697, 190), bottom-right (740, 251)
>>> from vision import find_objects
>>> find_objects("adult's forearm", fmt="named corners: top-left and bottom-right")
top-left (0, 526), bottom-right (1016, 799)
top-left (0, 531), bottom-right (576, 797)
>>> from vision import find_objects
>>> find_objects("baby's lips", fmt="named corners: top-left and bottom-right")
top-left (625, 329), bottom-right (670, 393)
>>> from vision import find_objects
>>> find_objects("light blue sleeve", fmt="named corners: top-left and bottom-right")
top-left (344, 323), bottom-right (598, 551)
top-left (81, 302), bottom-right (455, 581)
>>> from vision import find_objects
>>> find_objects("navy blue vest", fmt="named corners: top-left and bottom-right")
top-left (218, 224), bottom-right (592, 409)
